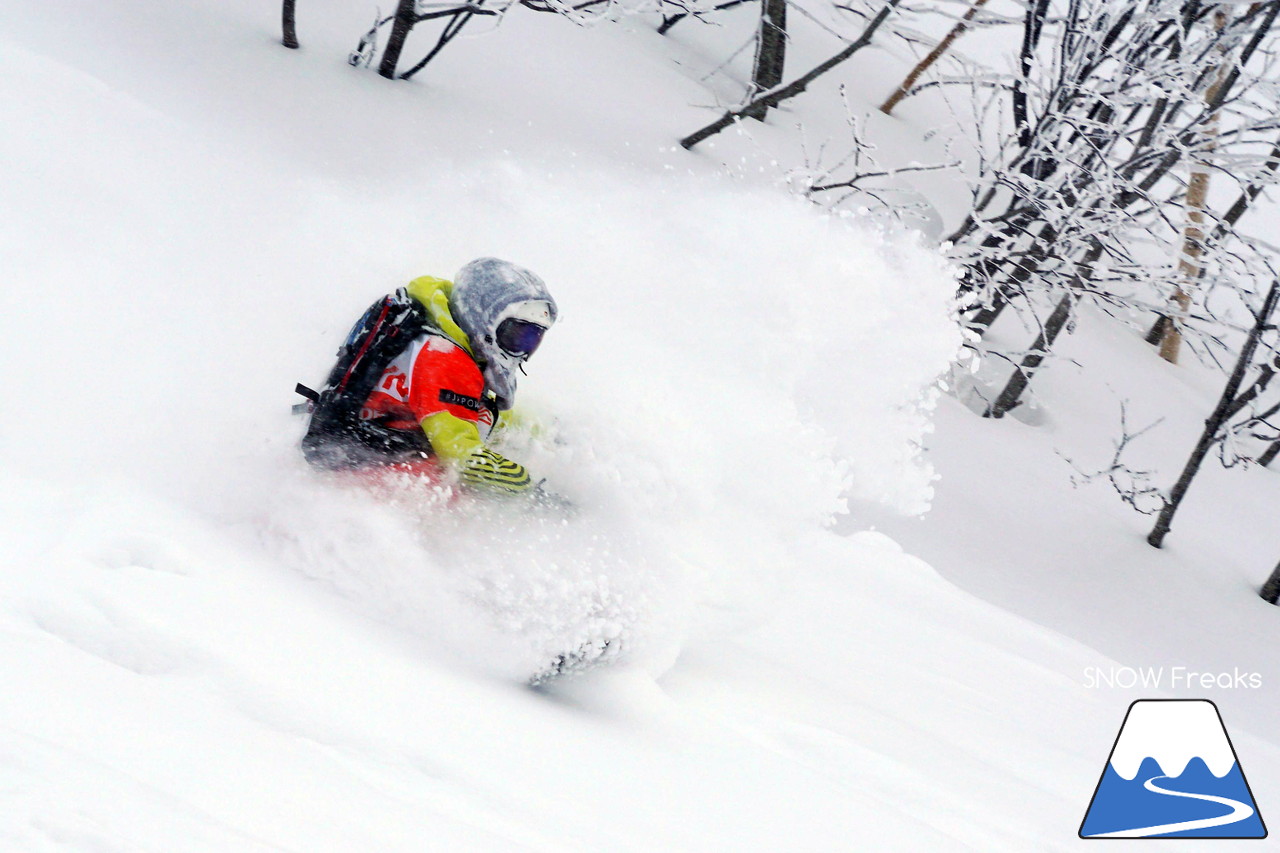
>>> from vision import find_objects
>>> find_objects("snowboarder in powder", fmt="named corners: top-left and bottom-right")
top-left (298, 257), bottom-right (557, 499)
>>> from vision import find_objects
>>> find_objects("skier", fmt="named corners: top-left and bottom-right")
top-left (299, 257), bottom-right (557, 499)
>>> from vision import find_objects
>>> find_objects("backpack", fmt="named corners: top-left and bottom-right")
top-left (296, 288), bottom-right (431, 468)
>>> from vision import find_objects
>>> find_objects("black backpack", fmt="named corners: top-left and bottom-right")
top-left (296, 288), bottom-right (431, 468)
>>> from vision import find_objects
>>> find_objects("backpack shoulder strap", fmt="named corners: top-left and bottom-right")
top-left (303, 291), bottom-right (429, 427)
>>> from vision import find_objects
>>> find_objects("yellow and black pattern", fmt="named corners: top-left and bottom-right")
top-left (461, 447), bottom-right (533, 493)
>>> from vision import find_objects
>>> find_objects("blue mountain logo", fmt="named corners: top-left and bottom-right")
top-left (1081, 699), bottom-right (1266, 838)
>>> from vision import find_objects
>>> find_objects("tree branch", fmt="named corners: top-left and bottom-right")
top-left (679, 0), bottom-right (901, 149)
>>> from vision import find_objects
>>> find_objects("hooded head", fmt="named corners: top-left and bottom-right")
top-left (451, 257), bottom-right (557, 410)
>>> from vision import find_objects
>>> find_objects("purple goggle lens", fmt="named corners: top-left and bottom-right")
top-left (495, 318), bottom-right (547, 357)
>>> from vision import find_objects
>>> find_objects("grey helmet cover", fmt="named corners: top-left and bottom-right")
top-left (451, 257), bottom-right (557, 410)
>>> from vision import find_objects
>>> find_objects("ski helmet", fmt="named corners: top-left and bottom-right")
top-left (451, 257), bottom-right (557, 410)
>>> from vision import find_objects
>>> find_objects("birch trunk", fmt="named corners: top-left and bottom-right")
top-left (1156, 9), bottom-right (1229, 364)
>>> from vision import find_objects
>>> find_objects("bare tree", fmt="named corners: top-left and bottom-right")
top-left (950, 0), bottom-right (1280, 416)
top-left (680, 0), bottom-right (902, 149)
top-left (1064, 402), bottom-right (1169, 514)
top-left (1076, 274), bottom-right (1280, 548)
top-left (1148, 279), bottom-right (1280, 548)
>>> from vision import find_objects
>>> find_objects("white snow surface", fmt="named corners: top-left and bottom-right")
top-left (1109, 701), bottom-right (1236, 781)
top-left (3, 0), bottom-right (1280, 850)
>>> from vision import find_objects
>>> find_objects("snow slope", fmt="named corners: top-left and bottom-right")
top-left (2, 0), bottom-right (1278, 850)
top-left (860, 301), bottom-right (1280, 742)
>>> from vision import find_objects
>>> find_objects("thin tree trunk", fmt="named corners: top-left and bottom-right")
top-left (680, 0), bottom-right (900, 150)
top-left (880, 0), bottom-right (988, 115)
top-left (282, 0), bottom-right (299, 49)
top-left (744, 0), bottom-right (788, 121)
top-left (1148, 279), bottom-right (1280, 548)
top-left (985, 292), bottom-right (1072, 418)
top-left (1154, 9), bottom-right (1229, 364)
top-left (1012, 0), bottom-right (1049, 150)
top-left (1258, 438), bottom-right (1280, 467)
top-left (984, 234), bottom-right (1105, 417)
top-left (379, 0), bottom-right (418, 79)
top-left (1260, 560), bottom-right (1280, 604)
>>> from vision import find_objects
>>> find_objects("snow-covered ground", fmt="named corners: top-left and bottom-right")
top-left (3, 0), bottom-right (1280, 849)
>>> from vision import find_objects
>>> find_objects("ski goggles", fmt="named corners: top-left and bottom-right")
top-left (495, 318), bottom-right (547, 358)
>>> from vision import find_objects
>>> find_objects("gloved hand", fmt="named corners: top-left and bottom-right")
top-left (460, 447), bottom-right (533, 494)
